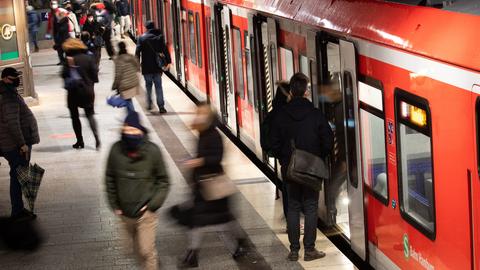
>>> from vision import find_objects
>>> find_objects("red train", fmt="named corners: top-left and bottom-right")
top-left (129, 0), bottom-right (480, 269)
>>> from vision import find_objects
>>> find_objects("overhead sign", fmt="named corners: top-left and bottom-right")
top-left (1, 24), bottom-right (16, 40)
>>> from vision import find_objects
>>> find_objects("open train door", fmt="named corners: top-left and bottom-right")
top-left (472, 85), bottom-right (480, 270)
top-left (171, 0), bottom-right (185, 85)
top-left (339, 39), bottom-right (366, 260)
top-left (218, 6), bottom-right (238, 135)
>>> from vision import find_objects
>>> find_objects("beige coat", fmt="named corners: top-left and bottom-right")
top-left (112, 54), bottom-right (140, 95)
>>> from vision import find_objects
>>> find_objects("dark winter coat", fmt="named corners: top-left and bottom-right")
top-left (135, 29), bottom-right (169, 75)
top-left (115, 0), bottom-right (130, 16)
top-left (0, 82), bottom-right (40, 152)
top-left (105, 139), bottom-right (170, 218)
top-left (62, 50), bottom-right (99, 108)
top-left (191, 126), bottom-right (234, 227)
top-left (27, 10), bottom-right (41, 32)
top-left (270, 97), bottom-right (334, 167)
top-left (55, 17), bottom-right (70, 45)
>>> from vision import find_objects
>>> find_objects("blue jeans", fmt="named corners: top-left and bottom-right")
top-left (125, 99), bottom-right (135, 113)
top-left (29, 30), bottom-right (38, 49)
top-left (143, 73), bottom-right (164, 110)
top-left (3, 146), bottom-right (31, 216)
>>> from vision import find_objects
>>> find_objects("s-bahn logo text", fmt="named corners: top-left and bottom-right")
top-left (1, 24), bottom-right (16, 40)
top-left (403, 233), bottom-right (435, 270)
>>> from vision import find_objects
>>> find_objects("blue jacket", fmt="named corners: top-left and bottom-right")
top-left (135, 29), bottom-right (169, 75)
top-left (115, 0), bottom-right (130, 16)
top-left (27, 10), bottom-right (41, 32)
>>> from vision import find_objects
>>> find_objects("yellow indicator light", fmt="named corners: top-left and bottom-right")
top-left (410, 106), bottom-right (427, 127)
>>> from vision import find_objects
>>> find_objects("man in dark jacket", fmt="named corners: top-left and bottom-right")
top-left (115, 0), bottom-right (131, 38)
top-left (82, 12), bottom-right (103, 66)
top-left (105, 112), bottom-right (170, 270)
top-left (270, 73), bottom-right (334, 262)
top-left (0, 67), bottom-right (40, 220)
top-left (27, 5), bottom-right (41, 52)
top-left (135, 21), bottom-right (170, 114)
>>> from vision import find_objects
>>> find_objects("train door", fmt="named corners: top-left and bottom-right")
top-left (218, 6), bottom-right (238, 135)
top-left (473, 86), bottom-right (480, 270)
top-left (318, 36), bottom-right (366, 259)
top-left (171, 0), bottom-right (185, 84)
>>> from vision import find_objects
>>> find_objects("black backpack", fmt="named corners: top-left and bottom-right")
top-left (260, 112), bottom-right (274, 156)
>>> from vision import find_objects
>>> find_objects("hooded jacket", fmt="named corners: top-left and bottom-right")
top-left (105, 139), bottom-right (170, 218)
top-left (270, 97), bottom-right (334, 167)
top-left (0, 81), bottom-right (40, 152)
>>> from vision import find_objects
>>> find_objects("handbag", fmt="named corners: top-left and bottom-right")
top-left (106, 94), bottom-right (128, 108)
top-left (286, 140), bottom-right (328, 191)
top-left (199, 173), bottom-right (237, 201)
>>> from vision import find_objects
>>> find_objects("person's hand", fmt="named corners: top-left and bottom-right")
top-left (183, 158), bottom-right (204, 168)
top-left (114, 209), bottom-right (123, 215)
top-left (20, 145), bottom-right (29, 154)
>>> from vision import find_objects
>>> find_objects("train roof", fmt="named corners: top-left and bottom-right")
top-left (220, 0), bottom-right (480, 73)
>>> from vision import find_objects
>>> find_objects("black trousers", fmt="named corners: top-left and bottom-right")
top-left (102, 28), bottom-right (114, 57)
top-left (68, 105), bottom-right (98, 143)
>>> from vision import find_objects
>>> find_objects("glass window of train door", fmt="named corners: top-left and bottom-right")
top-left (358, 77), bottom-right (388, 205)
top-left (206, 17), bottom-right (212, 74)
top-left (188, 11), bottom-right (196, 65)
top-left (279, 47), bottom-right (294, 81)
top-left (299, 54), bottom-right (311, 101)
top-left (395, 89), bottom-right (436, 240)
top-left (232, 27), bottom-right (245, 99)
top-left (195, 12), bottom-right (202, 68)
top-left (245, 30), bottom-right (254, 106)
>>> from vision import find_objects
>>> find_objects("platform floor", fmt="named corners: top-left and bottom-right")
top-left (0, 38), bottom-right (356, 269)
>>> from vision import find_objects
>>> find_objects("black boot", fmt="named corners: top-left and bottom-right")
top-left (72, 141), bottom-right (85, 149)
top-left (178, 249), bottom-right (198, 268)
top-left (233, 238), bottom-right (248, 260)
top-left (94, 135), bottom-right (101, 150)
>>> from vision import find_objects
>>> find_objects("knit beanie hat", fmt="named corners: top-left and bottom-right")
top-left (124, 112), bottom-right (147, 133)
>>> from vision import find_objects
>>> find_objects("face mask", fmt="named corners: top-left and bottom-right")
top-left (88, 17), bottom-right (94, 22)
top-left (66, 6), bottom-right (72, 11)
top-left (52, 4), bottom-right (58, 9)
top-left (122, 134), bottom-right (144, 151)
top-left (7, 78), bottom-right (20, 88)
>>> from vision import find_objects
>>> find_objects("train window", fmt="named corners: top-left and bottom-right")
top-left (188, 11), bottom-right (196, 65)
top-left (279, 47), bottom-right (294, 81)
top-left (195, 13), bottom-right (202, 68)
top-left (359, 80), bottom-right (388, 204)
top-left (206, 17), bottom-right (212, 74)
top-left (299, 55), bottom-right (309, 77)
top-left (232, 28), bottom-right (245, 99)
top-left (245, 31), bottom-right (254, 106)
top-left (396, 89), bottom-right (435, 239)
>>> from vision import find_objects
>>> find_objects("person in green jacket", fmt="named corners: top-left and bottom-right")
top-left (105, 111), bottom-right (170, 270)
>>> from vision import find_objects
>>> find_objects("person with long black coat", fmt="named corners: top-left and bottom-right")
top-left (54, 10), bottom-right (71, 65)
top-left (179, 102), bottom-right (246, 268)
top-left (82, 12), bottom-right (103, 66)
top-left (61, 38), bottom-right (101, 150)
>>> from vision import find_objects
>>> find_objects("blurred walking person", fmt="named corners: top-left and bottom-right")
top-left (92, 4), bottom-right (115, 59)
top-left (47, 2), bottom-right (70, 65)
top-left (115, 0), bottom-right (131, 39)
top-left (82, 12), bottom-right (103, 66)
top-left (61, 38), bottom-right (101, 150)
top-left (105, 112), bottom-right (170, 270)
top-left (0, 67), bottom-right (40, 221)
top-left (26, 5), bottom-right (41, 52)
top-left (64, 1), bottom-right (81, 38)
top-left (179, 102), bottom-right (246, 268)
top-left (112, 41), bottom-right (140, 113)
top-left (136, 21), bottom-right (171, 114)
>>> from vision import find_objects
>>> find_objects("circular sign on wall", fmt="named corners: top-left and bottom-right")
top-left (1, 24), bottom-right (16, 40)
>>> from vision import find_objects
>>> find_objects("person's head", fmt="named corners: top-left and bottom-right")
top-left (62, 38), bottom-right (88, 56)
top-left (145, 21), bottom-right (155, 31)
top-left (289, 72), bottom-right (309, 98)
top-left (192, 102), bottom-right (217, 132)
top-left (80, 31), bottom-right (91, 43)
top-left (64, 0), bottom-right (72, 10)
top-left (26, 5), bottom-right (34, 12)
top-left (273, 81), bottom-right (290, 108)
top-left (117, 41), bottom-right (127, 55)
top-left (51, 0), bottom-right (58, 9)
top-left (1, 67), bottom-right (20, 88)
top-left (87, 12), bottom-right (95, 22)
top-left (122, 112), bottom-right (147, 151)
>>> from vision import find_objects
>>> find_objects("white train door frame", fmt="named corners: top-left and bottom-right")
top-left (339, 39), bottom-right (367, 260)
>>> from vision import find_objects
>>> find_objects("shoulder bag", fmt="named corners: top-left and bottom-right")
top-left (198, 173), bottom-right (237, 201)
top-left (286, 140), bottom-right (328, 191)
